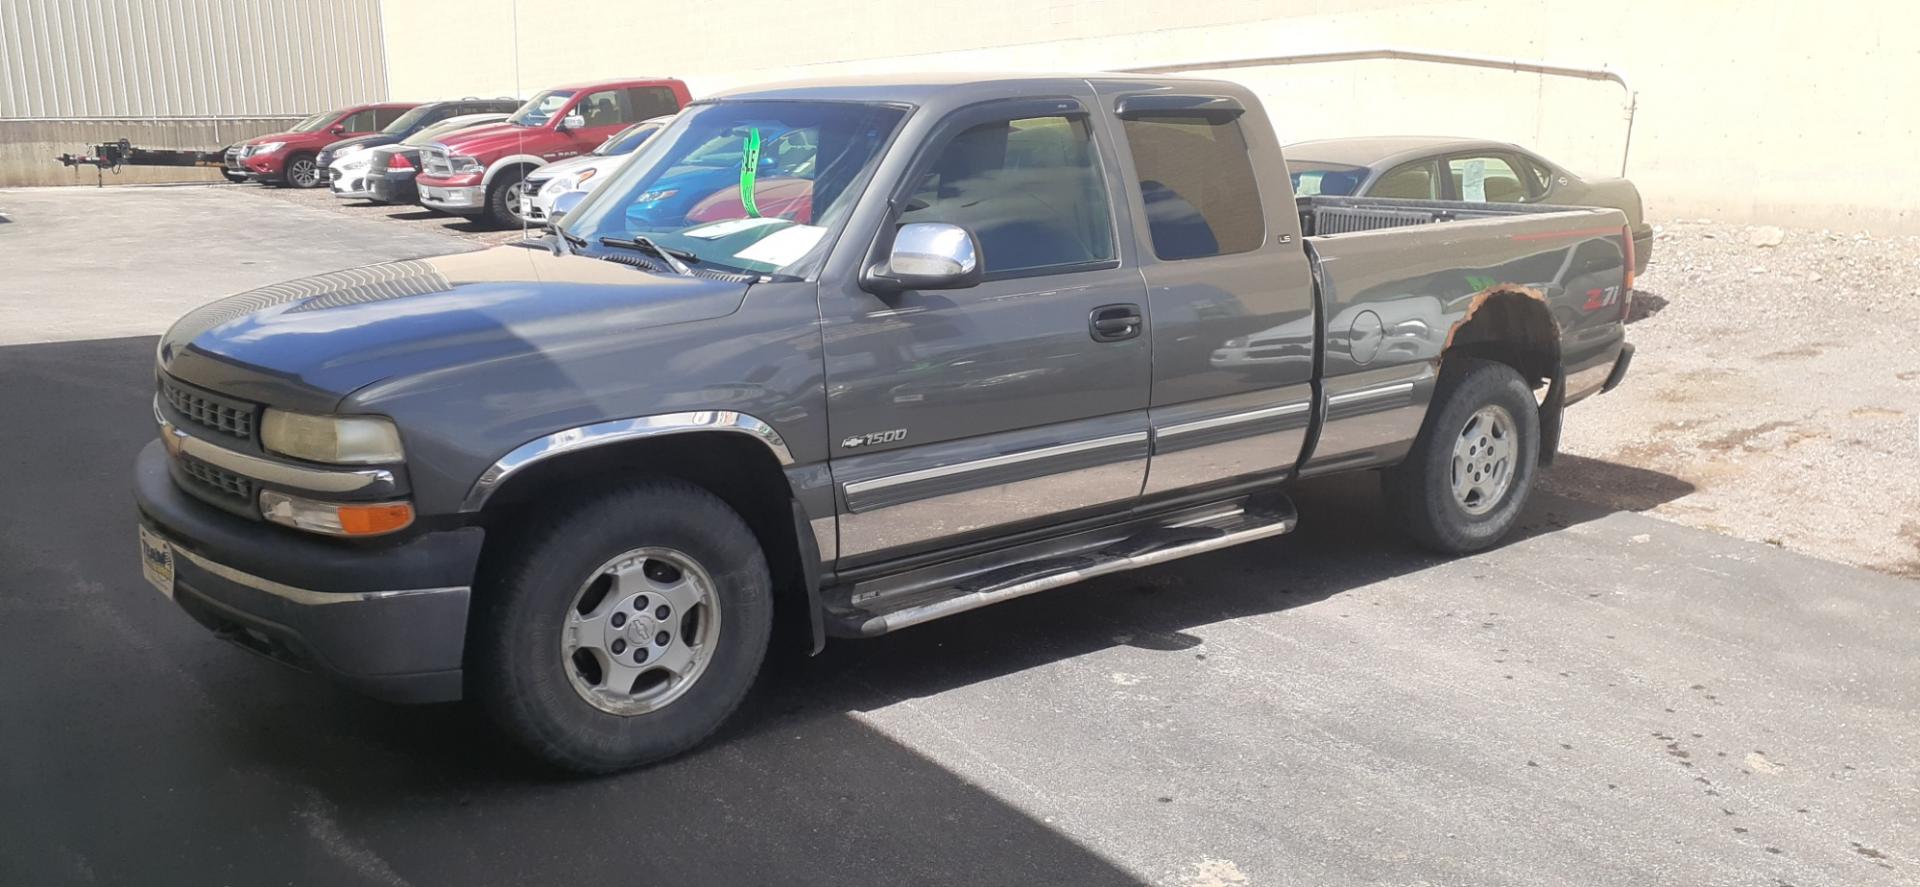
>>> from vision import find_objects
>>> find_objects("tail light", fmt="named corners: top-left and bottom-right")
top-left (1620, 225), bottom-right (1636, 320)
top-left (388, 153), bottom-right (412, 170)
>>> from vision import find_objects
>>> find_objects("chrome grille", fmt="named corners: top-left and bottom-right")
top-left (179, 456), bottom-right (253, 502)
top-left (160, 378), bottom-right (256, 441)
top-left (422, 144), bottom-right (453, 176)
top-left (223, 145), bottom-right (244, 170)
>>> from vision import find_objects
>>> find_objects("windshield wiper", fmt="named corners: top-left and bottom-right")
top-left (600, 235), bottom-right (696, 276)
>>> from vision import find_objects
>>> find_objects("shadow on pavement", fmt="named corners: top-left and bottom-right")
top-left (0, 334), bottom-right (1694, 887)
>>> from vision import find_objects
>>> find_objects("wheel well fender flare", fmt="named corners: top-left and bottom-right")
top-left (482, 155), bottom-right (548, 189)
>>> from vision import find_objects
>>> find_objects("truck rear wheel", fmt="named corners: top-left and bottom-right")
top-left (1384, 358), bottom-right (1540, 554)
top-left (472, 478), bottom-right (774, 773)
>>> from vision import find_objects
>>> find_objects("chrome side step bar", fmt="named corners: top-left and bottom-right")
top-left (824, 495), bottom-right (1297, 637)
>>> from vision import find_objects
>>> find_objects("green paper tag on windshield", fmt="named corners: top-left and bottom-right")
top-left (739, 128), bottom-right (763, 218)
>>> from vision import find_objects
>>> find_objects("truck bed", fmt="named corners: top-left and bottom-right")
top-left (1296, 194), bottom-right (1609, 237)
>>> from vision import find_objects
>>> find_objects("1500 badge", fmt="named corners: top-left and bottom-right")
top-left (841, 429), bottom-right (907, 449)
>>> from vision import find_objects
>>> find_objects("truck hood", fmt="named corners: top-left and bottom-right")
top-left (158, 245), bottom-right (753, 411)
top-left (431, 122), bottom-right (554, 158)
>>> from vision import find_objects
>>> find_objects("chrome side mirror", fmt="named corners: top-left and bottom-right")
top-left (560, 113), bottom-right (586, 131)
top-left (547, 190), bottom-right (586, 227)
top-left (862, 222), bottom-right (983, 295)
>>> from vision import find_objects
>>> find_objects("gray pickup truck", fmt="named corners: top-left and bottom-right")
top-left (135, 73), bottom-right (1636, 772)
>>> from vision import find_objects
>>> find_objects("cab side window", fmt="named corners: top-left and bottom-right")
top-left (1371, 160), bottom-right (1440, 200)
top-left (899, 114), bottom-right (1114, 277)
top-left (1449, 155), bottom-right (1529, 203)
top-left (625, 87), bottom-right (680, 121)
top-left (577, 89), bottom-right (628, 126)
top-left (373, 107), bottom-right (408, 128)
top-left (1119, 114), bottom-right (1264, 260)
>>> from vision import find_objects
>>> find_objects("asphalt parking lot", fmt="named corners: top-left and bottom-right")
top-left (2, 184), bottom-right (1915, 886)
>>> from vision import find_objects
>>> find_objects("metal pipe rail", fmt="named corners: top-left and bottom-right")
top-left (1119, 47), bottom-right (1639, 176)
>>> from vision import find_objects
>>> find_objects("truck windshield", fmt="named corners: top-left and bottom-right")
top-left (287, 110), bottom-right (341, 133)
top-left (509, 90), bottom-right (576, 127)
top-left (1288, 161), bottom-right (1366, 197)
top-left (560, 100), bottom-right (906, 278)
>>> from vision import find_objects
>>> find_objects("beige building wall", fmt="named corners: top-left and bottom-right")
top-left (381, 0), bottom-right (1920, 231)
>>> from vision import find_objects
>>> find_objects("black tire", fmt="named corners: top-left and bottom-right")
top-left (484, 166), bottom-right (530, 227)
top-left (284, 152), bottom-right (321, 188)
top-left (471, 478), bottom-right (774, 773)
top-left (1383, 358), bottom-right (1540, 554)
top-left (220, 170), bottom-right (248, 183)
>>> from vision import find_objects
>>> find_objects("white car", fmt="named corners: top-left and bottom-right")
top-left (521, 115), bottom-right (673, 223)
top-left (328, 113), bottom-right (509, 200)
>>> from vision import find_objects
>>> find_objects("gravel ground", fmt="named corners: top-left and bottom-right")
top-left (1550, 220), bottom-right (1920, 577)
top-left (231, 183), bottom-right (1920, 576)
top-left (238, 179), bottom-right (533, 247)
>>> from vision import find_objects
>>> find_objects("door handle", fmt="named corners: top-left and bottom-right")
top-left (1090, 303), bottom-right (1143, 342)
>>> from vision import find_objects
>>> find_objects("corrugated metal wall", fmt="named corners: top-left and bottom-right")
top-left (0, 0), bottom-right (389, 119)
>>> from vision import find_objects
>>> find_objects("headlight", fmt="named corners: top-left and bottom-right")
top-left (260, 490), bottom-right (415, 537)
top-left (1222, 337), bottom-right (1249, 349)
top-left (634, 188), bottom-right (678, 203)
top-left (540, 175), bottom-right (575, 194)
top-left (338, 156), bottom-right (370, 171)
top-left (339, 144), bottom-right (366, 156)
top-left (450, 155), bottom-right (485, 174)
top-left (574, 167), bottom-right (598, 186)
top-left (260, 410), bottom-right (404, 464)
top-left (249, 141), bottom-right (284, 156)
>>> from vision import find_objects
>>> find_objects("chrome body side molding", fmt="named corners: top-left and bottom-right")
top-left (462, 411), bottom-right (795, 511)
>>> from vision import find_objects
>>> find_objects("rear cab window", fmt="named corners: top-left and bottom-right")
top-left (1119, 114), bottom-right (1264, 260)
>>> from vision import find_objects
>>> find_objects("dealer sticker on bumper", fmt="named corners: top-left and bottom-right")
top-left (138, 526), bottom-right (175, 599)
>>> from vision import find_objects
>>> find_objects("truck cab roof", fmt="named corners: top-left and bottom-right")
top-left (708, 71), bottom-right (1244, 106)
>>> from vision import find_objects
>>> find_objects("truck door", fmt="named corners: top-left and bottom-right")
top-left (820, 95), bottom-right (1152, 566)
top-left (1098, 91), bottom-right (1318, 497)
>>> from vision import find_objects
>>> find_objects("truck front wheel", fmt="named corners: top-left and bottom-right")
top-left (1384, 358), bottom-right (1541, 554)
top-left (472, 479), bottom-right (774, 773)
top-left (485, 167), bottom-right (531, 228)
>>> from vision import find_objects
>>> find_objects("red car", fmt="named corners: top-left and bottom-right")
top-left (415, 78), bottom-right (688, 226)
top-left (225, 102), bottom-right (419, 188)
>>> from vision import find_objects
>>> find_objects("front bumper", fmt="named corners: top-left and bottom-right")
top-left (330, 169), bottom-right (373, 199)
top-left (418, 183), bottom-right (485, 214)
top-left (134, 440), bottom-right (483, 703)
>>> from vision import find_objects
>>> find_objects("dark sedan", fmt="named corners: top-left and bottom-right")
top-left (1286, 136), bottom-right (1652, 275)
top-left (364, 112), bottom-right (509, 205)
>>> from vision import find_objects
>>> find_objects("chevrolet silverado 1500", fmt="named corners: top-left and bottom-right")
top-left (136, 73), bottom-right (1634, 772)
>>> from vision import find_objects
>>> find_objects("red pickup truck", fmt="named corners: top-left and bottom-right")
top-left (414, 78), bottom-right (688, 226)
top-left (225, 102), bottom-right (419, 187)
